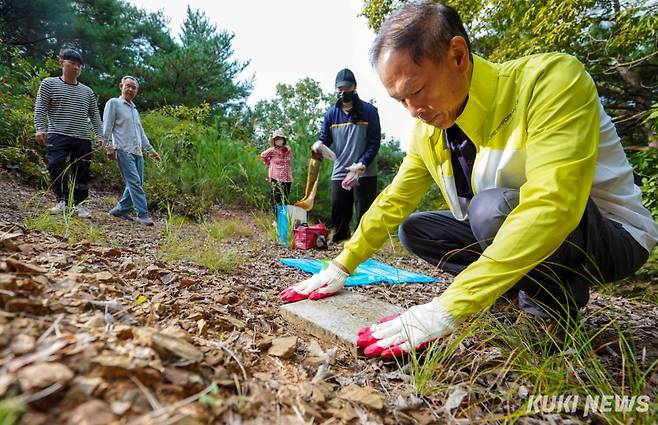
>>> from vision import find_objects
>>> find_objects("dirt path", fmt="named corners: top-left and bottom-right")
top-left (1, 174), bottom-right (657, 424)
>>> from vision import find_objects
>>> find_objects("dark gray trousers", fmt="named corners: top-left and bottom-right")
top-left (331, 176), bottom-right (378, 243)
top-left (399, 188), bottom-right (648, 315)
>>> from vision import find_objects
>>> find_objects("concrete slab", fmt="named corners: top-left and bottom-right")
top-left (280, 291), bottom-right (404, 349)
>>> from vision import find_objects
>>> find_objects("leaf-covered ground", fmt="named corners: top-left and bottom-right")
top-left (1, 174), bottom-right (657, 424)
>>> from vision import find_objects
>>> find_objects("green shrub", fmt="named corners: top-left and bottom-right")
top-left (627, 150), bottom-right (658, 218)
top-left (141, 105), bottom-right (271, 218)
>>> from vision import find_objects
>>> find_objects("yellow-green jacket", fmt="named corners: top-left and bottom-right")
top-left (335, 53), bottom-right (658, 320)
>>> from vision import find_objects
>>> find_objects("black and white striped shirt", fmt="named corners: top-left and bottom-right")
top-left (34, 77), bottom-right (103, 141)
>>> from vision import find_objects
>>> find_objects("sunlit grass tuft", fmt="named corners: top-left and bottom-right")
top-left (23, 210), bottom-right (106, 245)
top-left (160, 207), bottom-right (245, 274)
top-left (202, 219), bottom-right (253, 241)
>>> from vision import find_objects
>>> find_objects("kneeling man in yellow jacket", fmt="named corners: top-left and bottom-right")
top-left (279, 1), bottom-right (658, 358)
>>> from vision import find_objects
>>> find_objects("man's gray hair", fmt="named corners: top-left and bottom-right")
top-left (121, 75), bottom-right (139, 85)
top-left (370, 1), bottom-right (471, 67)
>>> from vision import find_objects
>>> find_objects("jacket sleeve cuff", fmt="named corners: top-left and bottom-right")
top-left (334, 249), bottom-right (362, 274)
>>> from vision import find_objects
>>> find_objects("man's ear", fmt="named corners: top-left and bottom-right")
top-left (449, 36), bottom-right (470, 71)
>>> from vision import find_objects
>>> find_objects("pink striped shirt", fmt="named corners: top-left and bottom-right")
top-left (261, 146), bottom-right (293, 182)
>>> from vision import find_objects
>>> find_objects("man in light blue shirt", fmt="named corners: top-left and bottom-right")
top-left (103, 76), bottom-right (160, 226)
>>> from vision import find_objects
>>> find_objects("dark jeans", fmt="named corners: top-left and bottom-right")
top-left (46, 133), bottom-right (92, 205)
top-left (270, 180), bottom-right (291, 215)
top-left (331, 176), bottom-right (378, 243)
top-left (399, 188), bottom-right (649, 316)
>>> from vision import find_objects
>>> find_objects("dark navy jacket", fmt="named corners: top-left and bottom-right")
top-left (318, 97), bottom-right (381, 180)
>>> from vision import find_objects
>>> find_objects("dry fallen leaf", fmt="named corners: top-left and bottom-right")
top-left (339, 384), bottom-right (385, 410)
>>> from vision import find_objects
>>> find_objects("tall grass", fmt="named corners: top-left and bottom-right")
top-left (402, 305), bottom-right (657, 424)
top-left (140, 105), bottom-right (402, 221)
top-left (143, 123), bottom-right (270, 216)
top-left (160, 207), bottom-right (248, 274)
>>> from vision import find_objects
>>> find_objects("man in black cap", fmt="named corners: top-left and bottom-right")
top-left (34, 48), bottom-right (104, 218)
top-left (312, 68), bottom-right (382, 243)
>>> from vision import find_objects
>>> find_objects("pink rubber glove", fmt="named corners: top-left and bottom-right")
top-left (341, 162), bottom-right (366, 190)
top-left (280, 262), bottom-right (348, 303)
top-left (356, 299), bottom-right (456, 358)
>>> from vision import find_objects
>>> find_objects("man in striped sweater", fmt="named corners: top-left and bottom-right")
top-left (34, 48), bottom-right (104, 218)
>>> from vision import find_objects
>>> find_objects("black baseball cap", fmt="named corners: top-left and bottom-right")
top-left (59, 48), bottom-right (83, 65)
top-left (335, 68), bottom-right (356, 89)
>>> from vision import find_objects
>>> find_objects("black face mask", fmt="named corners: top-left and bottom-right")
top-left (338, 90), bottom-right (356, 103)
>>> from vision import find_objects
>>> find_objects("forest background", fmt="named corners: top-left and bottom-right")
top-left (0, 0), bottom-right (656, 220)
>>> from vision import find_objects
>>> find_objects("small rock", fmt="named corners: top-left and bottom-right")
top-left (18, 362), bottom-right (74, 392)
top-left (445, 386), bottom-right (468, 410)
top-left (518, 385), bottom-right (529, 399)
top-left (161, 273), bottom-right (177, 284)
top-left (110, 400), bottom-right (132, 416)
top-left (268, 336), bottom-right (298, 359)
top-left (71, 376), bottom-right (105, 396)
top-left (67, 399), bottom-right (117, 425)
top-left (10, 334), bottom-right (35, 354)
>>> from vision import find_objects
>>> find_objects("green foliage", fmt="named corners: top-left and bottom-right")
top-left (253, 78), bottom-right (335, 219)
top-left (23, 210), bottom-right (106, 245)
top-left (0, 1), bottom-right (250, 114)
top-left (0, 397), bottom-right (25, 425)
top-left (253, 78), bottom-right (332, 149)
top-left (201, 219), bottom-right (253, 241)
top-left (141, 105), bottom-right (269, 218)
top-left (141, 7), bottom-right (251, 110)
top-left (1, 0), bottom-right (178, 106)
top-left (376, 138), bottom-right (405, 189)
top-left (361, 0), bottom-right (658, 146)
top-left (0, 49), bottom-right (52, 183)
top-left (644, 103), bottom-right (658, 134)
top-left (160, 210), bottom-right (245, 274)
top-left (627, 150), bottom-right (658, 218)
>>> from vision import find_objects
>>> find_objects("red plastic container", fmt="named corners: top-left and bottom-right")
top-left (294, 223), bottom-right (329, 250)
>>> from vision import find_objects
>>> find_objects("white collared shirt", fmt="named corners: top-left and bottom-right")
top-left (102, 96), bottom-right (155, 156)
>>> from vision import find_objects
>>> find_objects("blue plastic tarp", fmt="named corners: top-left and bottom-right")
top-left (280, 258), bottom-right (437, 286)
